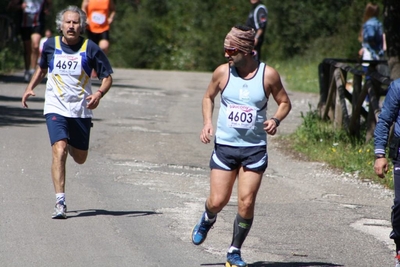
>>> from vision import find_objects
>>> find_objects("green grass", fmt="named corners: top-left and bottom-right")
top-left (268, 57), bottom-right (320, 93)
top-left (280, 97), bottom-right (394, 189)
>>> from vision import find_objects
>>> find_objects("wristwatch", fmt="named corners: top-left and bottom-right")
top-left (271, 117), bottom-right (280, 127)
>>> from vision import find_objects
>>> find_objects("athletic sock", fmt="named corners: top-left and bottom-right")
top-left (231, 213), bottom-right (253, 249)
top-left (205, 201), bottom-right (216, 222)
top-left (228, 246), bottom-right (240, 253)
top-left (56, 193), bottom-right (65, 204)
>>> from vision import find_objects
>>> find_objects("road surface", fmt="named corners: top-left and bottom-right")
top-left (0, 68), bottom-right (395, 266)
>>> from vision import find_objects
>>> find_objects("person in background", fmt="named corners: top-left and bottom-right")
top-left (191, 25), bottom-right (291, 267)
top-left (81, 0), bottom-right (115, 55)
top-left (358, 3), bottom-right (384, 62)
top-left (81, 0), bottom-right (115, 78)
top-left (358, 2), bottom-right (384, 108)
top-left (8, 0), bottom-right (51, 82)
top-left (21, 5), bottom-right (113, 219)
top-left (38, 28), bottom-right (52, 63)
top-left (245, 0), bottom-right (267, 61)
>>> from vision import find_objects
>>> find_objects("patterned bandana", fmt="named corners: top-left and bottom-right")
top-left (224, 27), bottom-right (255, 54)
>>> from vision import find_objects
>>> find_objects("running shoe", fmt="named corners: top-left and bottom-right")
top-left (52, 201), bottom-right (67, 219)
top-left (24, 70), bottom-right (31, 83)
top-left (226, 249), bottom-right (247, 267)
top-left (191, 212), bottom-right (216, 245)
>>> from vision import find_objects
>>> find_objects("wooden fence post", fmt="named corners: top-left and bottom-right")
top-left (333, 68), bottom-right (349, 131)
top-left (349, 74), bottom-right (363, 137)
top-left (322, 68), bottom-right (337, 121)
top-left (318, 58), bottom-right (390, 142)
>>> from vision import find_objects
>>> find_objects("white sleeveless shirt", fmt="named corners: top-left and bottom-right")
top-left (215, 62), bottom-right (268, 147)
top-left (44, 36), bottom-right (93, 118)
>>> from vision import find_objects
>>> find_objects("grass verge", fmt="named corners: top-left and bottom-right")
top-left (279, 107), bottom-right (393, 189)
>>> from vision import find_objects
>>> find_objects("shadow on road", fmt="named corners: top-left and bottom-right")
top-left (0, 74), bottom-right (46, 127)
top-left (0, 105), bottom-right (44, 126)
top-left (67, 209), bottom-right (160, 218)
top-left (201, 261), bottom-right (343, 267)
top-left (0, 73), bottom-right (49, 84)
top-left (249, 262), bottom-right (343, 267)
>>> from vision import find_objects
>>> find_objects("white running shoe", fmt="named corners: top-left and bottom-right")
top-left (52, 201), bottom-right (67, 219)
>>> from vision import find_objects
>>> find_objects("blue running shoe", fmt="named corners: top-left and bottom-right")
top-left (226, 249), bottom-right (247, 267)
top-left (191, 212), bottom-right (216, 245)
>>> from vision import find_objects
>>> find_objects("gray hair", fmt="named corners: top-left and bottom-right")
top-left (55, 5), bottom-right (87, 34)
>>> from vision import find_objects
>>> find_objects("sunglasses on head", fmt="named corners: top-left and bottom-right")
top-left (224, 47), bottom-right (240, 56)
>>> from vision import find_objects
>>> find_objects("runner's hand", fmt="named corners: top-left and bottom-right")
top-left (86, 92), bottom-right (102, 109)
top-left (374, 158), bottom-right (388, 178)
top-left (200, 123), bottom-right (213, 144)
top-left (22, 89), bottom-right (36, 108)
top-left (263, 119), bottom-right (277, 135)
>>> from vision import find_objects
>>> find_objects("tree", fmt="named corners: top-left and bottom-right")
top-left (383, 0), bottom-right (400, 79)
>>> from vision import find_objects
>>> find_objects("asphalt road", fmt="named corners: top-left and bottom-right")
top-left (0, 68), bottom-right (395, 267)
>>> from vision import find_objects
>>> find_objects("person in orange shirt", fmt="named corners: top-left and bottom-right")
top-left (81, 0), bottom-right (115, 55)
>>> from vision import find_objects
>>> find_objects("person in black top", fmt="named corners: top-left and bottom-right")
top-left (245, 0), bottom-right (267, 61)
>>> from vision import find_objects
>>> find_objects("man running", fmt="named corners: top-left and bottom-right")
top-left (21, 5), bottom-right (113, 219)
top-left (191, 25), bottom-right (291, 267)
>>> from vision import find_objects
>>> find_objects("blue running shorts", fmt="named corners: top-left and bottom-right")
top-left (45, 113), bottom-right (92, 150)
top-left (209, 143), bottom-right (268, 172)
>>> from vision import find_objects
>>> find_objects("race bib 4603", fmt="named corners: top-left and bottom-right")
top-left (226, 104), bottom-right (256, 129)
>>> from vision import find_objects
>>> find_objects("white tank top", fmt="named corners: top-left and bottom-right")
top-left (21, 0), bottom-right (45, 27)
top-left (215, 62), bottom-right (268, 147)
top-left (44, 37), bottom-right (93, 118)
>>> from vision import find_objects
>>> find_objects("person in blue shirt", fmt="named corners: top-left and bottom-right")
top-left (358, 3), bottom-right (384, 70)
top-left (191, 25), bottom-right (291, 267)
top-left (358, 3), bottom-right (385, 107)
top-left (374, 78), bottom-right (400, 265)
top-left (21, 5), bottom-right (113, 219)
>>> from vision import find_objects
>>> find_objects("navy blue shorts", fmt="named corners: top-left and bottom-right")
top-left (45, 113), bottom-right (92, 150)
top-left (209, 144), bottom-right (268, 172)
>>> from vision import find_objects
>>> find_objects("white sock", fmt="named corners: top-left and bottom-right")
top-left (56, 193), bottom-right (65, 204)
top-left (228, 246), bottom-right (240, 253)
top-left (204, 212), bottom-right (216, 223)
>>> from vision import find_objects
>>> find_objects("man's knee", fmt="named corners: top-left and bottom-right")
top-left (207, 196), bottom-right (229, 212)
top-left (52, 141), bottom-right (68, 159)
top-left (68, 146), bottom-right (88, 164)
